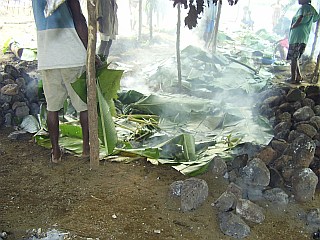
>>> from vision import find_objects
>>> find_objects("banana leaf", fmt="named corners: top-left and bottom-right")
top-left (71, 64), bottom-right (124, 117)
top-left (97, 84), bottom-right (118, 155)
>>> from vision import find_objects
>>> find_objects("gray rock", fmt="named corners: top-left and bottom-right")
top-left (214, 191), bottom-right (237, 212)
top-left (296, 123), bottom-right (317, 139)
top-left (246, 186), bottom-right (265, 201)
top-left (15, 105), bottom-right (30, 118)
top-left (314, 105), bottom-right (320, 116)
top-left (211, 156), bottom-right (227, 178)
top-left (242, 158), bottom-right (270, 187)
top-left (1, 83), bottom-right (19, 96)
top-left (4, 64), bottom-right (20, 79)
top-left (15, 77), bottom-right (26, 89)
top-left (226, 182), bottom-right (243, 199)
top-left (181, 178), bottom-right (208, 212)
top-left (4, 112), bottom-right (12, 127)
top-left (218, 212), bottom-right (251, 239)
top-left (271, 139), bottom-right (288, 153)
top-left (293, 106), bottom-right (315, 122)
top-left (256, 146), bottom-right (277, 165)
top-left (274, 121), bottom-right (292, 135)
top-left (290, 135), bottom-right (315, 168)
top-left (279, 102), bottom-right (295, 113)
top-left (286, 88), bottom-right (305, 102)
top-left (306, 208), bottom-right (320, 225)
top-left (310, 116), bottom-right (320, 130)
top-left (277, 112), bottom-right (291, 123)
top-left (236, 199), bottom-right (265, 223)
top-left (263, 188), bottom-right (289, 205)
top-left (169, 180), bottom-right (184, 197)
top-left (1, 102), bottom-right (10, 111)
top-left (0, 93), bottom-right (12, 103)
top-left (292, 168), bottom-right (318, 202)
top-left (301, 98), bottom-right (315, 109)
top-left (269, 168), bottom-right (284, 188)
top-left (263, 95), bottom-right (283, 108)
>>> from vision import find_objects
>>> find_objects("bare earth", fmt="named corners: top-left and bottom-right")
top-left (1, 9), bottom-right (320, 240)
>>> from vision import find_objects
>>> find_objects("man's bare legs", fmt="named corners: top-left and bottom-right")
top-left (48, 110), bottom-right (90, 161)
top-left (80, 110), bottom-right (90, 157)
top-left (290, 58), bottom-right (303, 83)
top-left (47, 111), bottom-right (61, 162)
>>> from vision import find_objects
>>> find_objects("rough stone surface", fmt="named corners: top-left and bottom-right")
top-left (292, 168), bottom-right (318, 202)
top-left (242, 158), bottom-right (270, 187)
top-left (181, 178), bottom-right (208, 212)
top-left (218, 212), bottom-right (251, 239)
top-left (226, 182), bottom-right (243, 199)
top-left (15, 105), bottom-right (30, 118)
top-left (263, 188), bottom-right (289, 205)
top-left (296, 123), bottom-right (317, 139)
top-left (169, 180), bottom-right (184, 197)
top-left (306, 208), bottom-right (320, 225)
top-left (214, 191), bottom-right (237, 212)
top-left (289, 135), bottom-right (316, 168)
top-left (293, 106), bottom-right (315, 122)
top-left (286, 88), bottom-right (305, 102)
top-left (236, 199), bottom-right (265, 223)
top-left (310, 116), bottom-right (320, 130)
top-left (271, 139), bottom-right (288, 153)
top-left (256, 146), bottom-right (277, 165)
top-left (211, 156), bottom-right (228, 178)
top-left (1, 84), bottom-right (19, 96)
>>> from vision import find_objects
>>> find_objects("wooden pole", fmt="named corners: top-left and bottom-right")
top-left (138, 0), bottom-right (143, 41)
top-left (310, 13), bottom-right (320, 60)
top-left (87, 0), bottom-right (100, 170)
top-left (176, 3), bottom-right (182, 92)
top-left (211, 0), bottom-right (222, 53)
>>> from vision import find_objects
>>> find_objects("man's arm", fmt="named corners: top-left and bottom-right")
top-left (67, 0), bottom-right (88, 49)
top-left (291, 15), bottom-right (303, 29)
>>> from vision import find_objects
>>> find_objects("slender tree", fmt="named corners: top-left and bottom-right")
top-left (211, 0), bottom-right (222, 53)
top-left (310, 6), bottom-right (320, 60)
top-left (138, 0), bottom-right (143, 41)
top-left (87, 0), bottom-right (100, 169)
top-left (176, 3), bottom-right (182, 91)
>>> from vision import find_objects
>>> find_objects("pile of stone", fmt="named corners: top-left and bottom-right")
top-left (258, 84), bottom-right (320, 200)
top-left (168, 84), bottom-right (320, 239)
top-left (0, 62), bottom-right (40, 128)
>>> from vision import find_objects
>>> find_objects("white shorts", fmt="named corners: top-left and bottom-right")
top-left (40, 67), bottom-right (87, 112)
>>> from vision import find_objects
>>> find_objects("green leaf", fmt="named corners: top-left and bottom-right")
top-left (97, 84), bottom-right (118, 155)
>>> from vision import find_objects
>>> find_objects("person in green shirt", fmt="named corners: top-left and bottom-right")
top-left (286, 0), bottom-right (319, 84)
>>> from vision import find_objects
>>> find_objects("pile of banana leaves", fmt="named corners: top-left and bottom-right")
top-left (22, 45), bottom-right (274, 176)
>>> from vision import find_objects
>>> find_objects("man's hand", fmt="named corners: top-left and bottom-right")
top-left (95, 55), bottom-right (103, 68)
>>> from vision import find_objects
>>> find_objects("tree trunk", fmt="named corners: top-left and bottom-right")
top-left (211, 0), bottom-right (222, 53)
top-left (312, 53), bottom-right (320, 83)
top-left (176, 3), bottom-right (182, 92)
top-left (87, 0), bottom-right (100, 170)
top-left (138, 0), bottom-right (142, 41)
top-left (310, 11), bottom-right (320, 60)
top-left (149, 1), bottom-right (153, 41)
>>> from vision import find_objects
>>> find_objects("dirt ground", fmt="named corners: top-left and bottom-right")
top-left (1, 8), bottom-right (320, 240)
top-left (1, 126), bottom-right (320, 240)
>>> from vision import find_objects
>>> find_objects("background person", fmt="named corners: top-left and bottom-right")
top-left (286, 0), bottom-right (319, 84)
top-left (97, 0), bottom-right (118, 62)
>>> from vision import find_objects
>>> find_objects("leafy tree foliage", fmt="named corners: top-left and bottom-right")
top-left (171, 0), bottom-right (239, 29)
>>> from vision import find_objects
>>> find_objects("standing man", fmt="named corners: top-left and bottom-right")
top-left (286, 0), bottom-right (319, 84)
top-left (97, 0), bottom-right (118, 62)
top-left (32, 0), bottom-right (90, 163)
